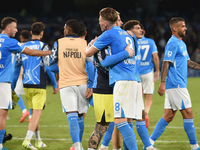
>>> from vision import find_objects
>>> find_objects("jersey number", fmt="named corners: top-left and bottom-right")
top-left (139, 45), bottom-right (150, 61)
top-left (126, 37), bottom-right (134, 50)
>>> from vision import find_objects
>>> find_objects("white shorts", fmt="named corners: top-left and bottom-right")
top-left (113, 80), bottom-right (141, 119)
top-left (164, 88), bottom-right (191, 111)
top-left (140, 71), bottom-right (154, 94)
top-left (133, 82), bottom-right (145, 120)
top-left (0, 83), bottom-right (12, 109)
top-left (14, 79), bottom-right (24, 95)
top-left (60, 84), bottom-right (89, 114)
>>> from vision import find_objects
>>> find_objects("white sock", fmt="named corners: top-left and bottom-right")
top-left (22, 109), bottom-right (27, 114)
top-left (88, 148), bottom-right (95, 150)
top-left (0, 144), bottom-right (2, 149)
top-left (146, 145), bottom-right (154, 149)
top-left (100, 144), bottom-right (108, 149)
top-left (34, 130), bottom-right (41, 141)
top-left (73, 142), bottom-right (81, 150)
top-left (29, 115), bottom-right (32, 119)
top-left (26, 130), bottom-right (34, 140)
top-left (191, 144), bottom-right (199, 150)
top-left (150, 138), bottom-right (155, 145)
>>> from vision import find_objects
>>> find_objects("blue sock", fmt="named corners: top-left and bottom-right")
top-left (184, 119), bottom-right (197, 144)
top-left (17, 95), bottom-right (26, 111)
top-left (102, 122), bottom-right (115, 146)
top-left (123, 122), bottom-right (133, 150)
top-left (0, 129), bottom-right (6, 144)
top-left (29, 109), bottom-right (32, 116)
top-left (116, 122), bottom-right (137, 150)
top-left (78, 115), bottom-right (84, 142)
top-left (136, 121), bottom-right (151, 147)
top-left (67, 113), bottom-right (80, 144)
top-left (150, 117), bottom-right (168, 141)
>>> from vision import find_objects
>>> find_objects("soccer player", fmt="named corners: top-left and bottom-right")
top-left (87, 12), bottom-right (134, 150)
top-left (138, 24), bottom-right (160, 129)
top-left (12, 22), bottom-right (54, 150)
top-left (15, 30), bottom-right (31, 123)
top-left (48, 19), bottom-right (93, 150)
top-left (0, 17), bottom-right (51, 150)
top-left (149, 17), bottom-right (200, 150)
top-left (86, 7), bottom-right (138, 150)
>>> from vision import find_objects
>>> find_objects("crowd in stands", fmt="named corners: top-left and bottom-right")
top-left (1, 9), bottom-right (200, 77)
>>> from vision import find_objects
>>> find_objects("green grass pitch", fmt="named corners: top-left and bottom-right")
top-left (4, 78), bottom-right (200, 150)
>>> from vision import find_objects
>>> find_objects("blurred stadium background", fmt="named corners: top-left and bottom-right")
top-left (1, 0), bottom-right (200, 78)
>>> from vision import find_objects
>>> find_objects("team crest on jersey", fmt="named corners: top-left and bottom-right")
top-left (168, 51), bottom-right (172, 57)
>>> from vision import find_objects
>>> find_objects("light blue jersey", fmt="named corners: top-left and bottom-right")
top-left (93, 26), bottom-right (137, 86)
top-left (0, 34), bottom-right (23, 83)
top-left (138, 36), bottom-right (158, 75)
top-left (164, 35), bottom-right (189, 89)
top-left (15, 40), bottom-right (49, 89)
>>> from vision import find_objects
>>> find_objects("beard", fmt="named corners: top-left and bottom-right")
top-left (178, 30), bottom-right (186, 37)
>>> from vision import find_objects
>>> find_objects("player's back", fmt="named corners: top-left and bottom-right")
top-left (103, 27), bottom-right (137, 85)
top-left (20, 40), bottom-right (46, 88)
top-left (0, 34), bottom-right (22, 83)
top-left (58, 37), bottom-right (88, 88)
top-left (138, 36), bottom-right (158, 75)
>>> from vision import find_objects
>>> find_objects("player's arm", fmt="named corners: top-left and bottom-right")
top-left (188, 59), bottom-right (200, 70)
top-left (22, 47), bottom-right (51, 56)
top-left (158, 61), bottom-right (169, 96)
top-left (45, 66), bottom-right (59, 94)
top-left (11, 54), bottom-right (22, 91)
top-left (100, 44), bottom-right (134, 67)
top-left (85, 57), bottom-right (95, 98)
top-left (152, 52), bottom-right (160, 82)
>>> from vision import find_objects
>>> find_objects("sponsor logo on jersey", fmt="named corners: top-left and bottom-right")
top-left (140, 61), bottom-right (150, 66)
top-left (0, 64), bottom-right (4, 68)
top-left (168, 51), bottom-right (172, 57)
top-left (0, 38), bottom-right (5, 43)
top-left (63, 48), bottom-right (81, 58)
top-left (124, 58), bottom-right (136, 65)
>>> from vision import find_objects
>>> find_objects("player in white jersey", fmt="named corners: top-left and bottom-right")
top-left (150, 17), bottom-right (200, 150)
top-left (0, 17), bottom-right (51, 150)
top-left (138, 24), bottom-right (160, 129)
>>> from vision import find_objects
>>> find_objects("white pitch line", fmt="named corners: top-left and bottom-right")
top-left (12, 137), bottom-right (194, 143)
top-left (6, 125), bottom-right (200, 129)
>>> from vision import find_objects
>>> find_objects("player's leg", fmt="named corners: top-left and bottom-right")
top-left (114, 81), bottom-right (138, 150)
top-left (112, 126), bottom-right (122, 150)
top-left (17, 95), bottom-right (29, 123)
top-left (99, 122), bottom-right (115, 150)
top-left (61, 86), bottom-right (82, 150)
top-left (140, 71), bottom-right (154, 129)
top-left (150, 109), bottom-right (176, 146)
top-left (89, 93), bottom-right (114, 149)
top-left (22, 88), bottom-right (46, 150)
top-left (0, 83), bottom-right (12, 150)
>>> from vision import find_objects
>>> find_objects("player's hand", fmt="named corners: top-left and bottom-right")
top-left (126, 30), bottom-right (133, 37)
top-left (158, 82), bottom-right (165, 96)
top-left (53, 87), bottom-right (59, 94)
top-left (125, 44), bottom-right (135, 57)
top-left (154, 71), bottom-right (160, 82)
top-left (86, 88), bottom-right (93, 98)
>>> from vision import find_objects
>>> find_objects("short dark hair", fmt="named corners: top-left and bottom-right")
top-left (140, 23), bottom-right (144, 30)
top-left (65, 19), bottom-right (80, 35)
top-left (123, 20), bottom-right (140, 31)
top-left (1, 17), bottom-right (17, 30)
top-left (0, 29), bottom-right (2, 33)
top-left (20, 30), bottom-right (30, 40)
top-left (31, 22), bottom-right (45, 35)
top-left (169, 17), bottom-right (185, 29)
top-left (78, 23), bottom-right (87, 37)
top-left (99, 7), bottom-right (118, 24)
